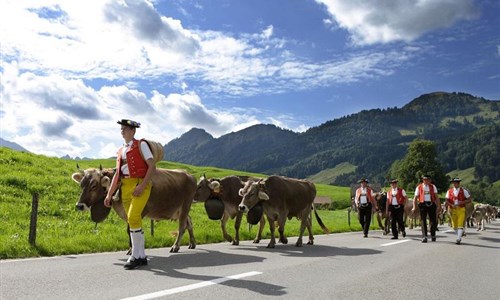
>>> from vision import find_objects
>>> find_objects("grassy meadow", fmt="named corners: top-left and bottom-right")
top-left (0, 147), bottom-right (367, 260)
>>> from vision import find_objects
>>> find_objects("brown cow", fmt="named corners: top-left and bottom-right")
top-left (473, 204), bottom-right (487, 231)
top-left (404, 198), bottom-right (419, 229)
top-left (374, 192), bottom-right (390, 235)
top-left (194, 175), bottom-right (265, 245)
top-left (72, 167), bottom-right (197, 253)
top-left (238, 176), bottom-right (330, 248)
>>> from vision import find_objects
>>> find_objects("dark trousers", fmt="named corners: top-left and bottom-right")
top-left (419, 202), bottom-right (437, 238)
top-left (358, 203), bottom-right (372, 235)
top-left (389, 205), bottom-right (405, 238)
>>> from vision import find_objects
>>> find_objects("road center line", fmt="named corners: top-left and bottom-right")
top-left (381, 239), bottom-right (411, 247)
top-left (119, 271), bottom-right (263, 300)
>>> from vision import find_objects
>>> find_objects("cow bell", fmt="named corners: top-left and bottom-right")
top-left (247, 202), bottom-right (263, 225)
top-left (204, 197), bottom-right (224, 220)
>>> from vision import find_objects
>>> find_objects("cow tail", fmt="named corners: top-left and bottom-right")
top-left (313, 205), bottom-right (331, 234)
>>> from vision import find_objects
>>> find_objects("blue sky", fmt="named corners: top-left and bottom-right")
top-left (1, 0), bottom-right (499, 158)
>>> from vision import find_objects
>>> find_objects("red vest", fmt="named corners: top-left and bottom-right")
top-left (388, 188), bottom-right (405, 205)
top-left (417, 183), bottom-right (437, 203)
top-left (356, 187), bottom-right (374, 204)
top-left (118, 139), bottom-right (148, 178)
top-left (446, 188), bottom-right (465, 207)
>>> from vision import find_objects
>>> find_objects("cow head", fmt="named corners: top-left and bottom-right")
top-left (238, 180), bottom-right (268, 212)
top-left (72, 167), bottom-right (115, 223)
top-left (194, 175), bottom-right (220, 202)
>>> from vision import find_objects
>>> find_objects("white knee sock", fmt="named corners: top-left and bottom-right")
top-left (457, 228), bottom-right (463, 241)
top-left (130, 228), bottom-right (145, 259)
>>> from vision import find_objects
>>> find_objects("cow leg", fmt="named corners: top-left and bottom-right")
top-left (220, 213), bottom-right (233, 244)
top-left (296, 218), bottom-right (308, 247)
top-left (376, 213), bottom-right (384, 233)
top-left (186, 215), bottom-right (196, 249)
top-left (266, 216), bottom-right (277, 248)
top-left (171, 210), bottom-right (190, 253)
top-left (277, 215), bottom-right (288, 245)
top-left (253, 217), bottom-right (266, 244)
top-left (306, 213), bottom-right (314, 245)
top-left (232, 212), bottom-right (242, 246)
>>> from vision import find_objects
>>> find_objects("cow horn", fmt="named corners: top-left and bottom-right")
top-left (238, 188), bottom-right (244, 197)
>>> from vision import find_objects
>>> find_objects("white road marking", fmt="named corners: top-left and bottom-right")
top-left (119, 271), bottom-right (263, 300)
top-left (380, 239), bottom-right (411, 247)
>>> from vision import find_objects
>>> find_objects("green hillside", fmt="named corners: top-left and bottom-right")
top-left (0, 147), bottom-right (352, 259)
top-left (307, 162), bottom-right (357, 184)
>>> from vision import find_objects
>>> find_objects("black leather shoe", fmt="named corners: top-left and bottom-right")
top-left (124, 257), bottom-right (148, 269)
top-left (363, 234), bottom-right (368, 238)
top-left (422, 237), bottom-right (428, 243)
top-left (431, 237), bottom-right (436, 242)
top-left (402, 231), bottom-right (406, 238)
top-left (391, 237), bottom-right (398, 240)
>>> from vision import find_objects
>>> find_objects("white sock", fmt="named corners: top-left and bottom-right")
top-left (130, 228), bottom-right (145, 259)
top-left (457, 228), bottom-right (463, 241)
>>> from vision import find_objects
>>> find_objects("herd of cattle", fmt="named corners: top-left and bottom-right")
top-left (72, 167), bottom-right (330, 252)
top-left (72, 166), bottom-right (498, 253)
top-left (364, 191), bottom-right (499, 236)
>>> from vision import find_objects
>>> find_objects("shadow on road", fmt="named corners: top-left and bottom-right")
top-left (118, 249), bottom-right (286, 296)
top-left (232, 243), bottom-right (383, 258)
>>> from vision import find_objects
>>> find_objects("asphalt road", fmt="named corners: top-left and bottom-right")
top-left (2, 221), bottom-right (499, 300)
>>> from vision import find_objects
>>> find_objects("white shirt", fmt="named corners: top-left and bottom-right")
top-left (356, 187), bottom-right (369, 204)
top-left (120, 140), bottom-right (153, 175)
top-left (389, 188), bottom-right (407, 205)
top-left (414, 184), bottom-right (438, 202)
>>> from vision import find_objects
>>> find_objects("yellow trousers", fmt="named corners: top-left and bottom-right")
top-left (450, 206), bottom-right (465, 229)
top-left (120, 178), bottom-right (152, 229)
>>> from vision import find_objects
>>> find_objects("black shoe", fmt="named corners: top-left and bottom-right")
top-left (456, 239), bottom-right (461, 245)
top-left (402, 231), bottom-right (406, 238)
top-left (124, 257), bottom-right (148, 269)
top-left (363, 234), bottom-right (368, 238)
top-left (422, 237), bottom-right (428, 243)
top-left (391, 237), bottom-right (398, 240)
top-left (431, 236), bottom-right (436, 242)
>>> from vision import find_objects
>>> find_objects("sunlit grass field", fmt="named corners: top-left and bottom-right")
top-left (1, 147), bottom-right (368, 259)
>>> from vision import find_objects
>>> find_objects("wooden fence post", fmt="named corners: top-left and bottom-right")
top-left (150, 219), bottom-right (154, 236)
top-left (347, 208), bottom-right (351, 227)
top-left (29, 193), bottom-right (39, 246)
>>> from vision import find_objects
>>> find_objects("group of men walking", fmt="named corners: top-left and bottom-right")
top-left (354, 175), bottom-right (471, 244)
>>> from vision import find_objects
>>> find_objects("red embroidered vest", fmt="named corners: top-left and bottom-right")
top-left (446, 188), bottom-right (465, 207)
top-left (389, 188), bottom-right (405, 205)
top-left (417, 183), bottom-right (437, 203)
top-left (118, 139), bottom-right (148, 178)
top-left (356, 187), bottom-right (374, 204)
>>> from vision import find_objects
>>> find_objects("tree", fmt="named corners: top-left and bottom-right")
top-left (389, 139), bottom-right (449, 192)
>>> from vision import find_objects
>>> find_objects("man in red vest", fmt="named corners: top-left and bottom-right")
top-left (385, 179), bottom-right (408, 239)
top-left (446, 178), bottom-right (471, 245)
top-left (412, 175), bottom-right (440, 243)
top-left (354, 178), bottom-right (379, 238)
top-left (104, 119), bottom-right (156, 269)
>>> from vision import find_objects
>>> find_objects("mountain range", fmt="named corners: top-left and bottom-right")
top-left (0, 138), bottom-right (29, 152)
top-left (165, 92), bottom-right (500, 186)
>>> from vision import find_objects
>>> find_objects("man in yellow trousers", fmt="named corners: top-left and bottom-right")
top-left (104, 119), bottom-right (156, 269)
top-left (446, 178), bottom-right (471, 245)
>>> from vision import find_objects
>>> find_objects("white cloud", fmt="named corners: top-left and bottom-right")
top-left (316, 0), bottom-right (479, 45)
top-left (0, 62), bottom-right (263, 158)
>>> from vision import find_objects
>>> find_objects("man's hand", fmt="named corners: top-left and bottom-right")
top-left (104, 195), bottom-right (112, 208)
